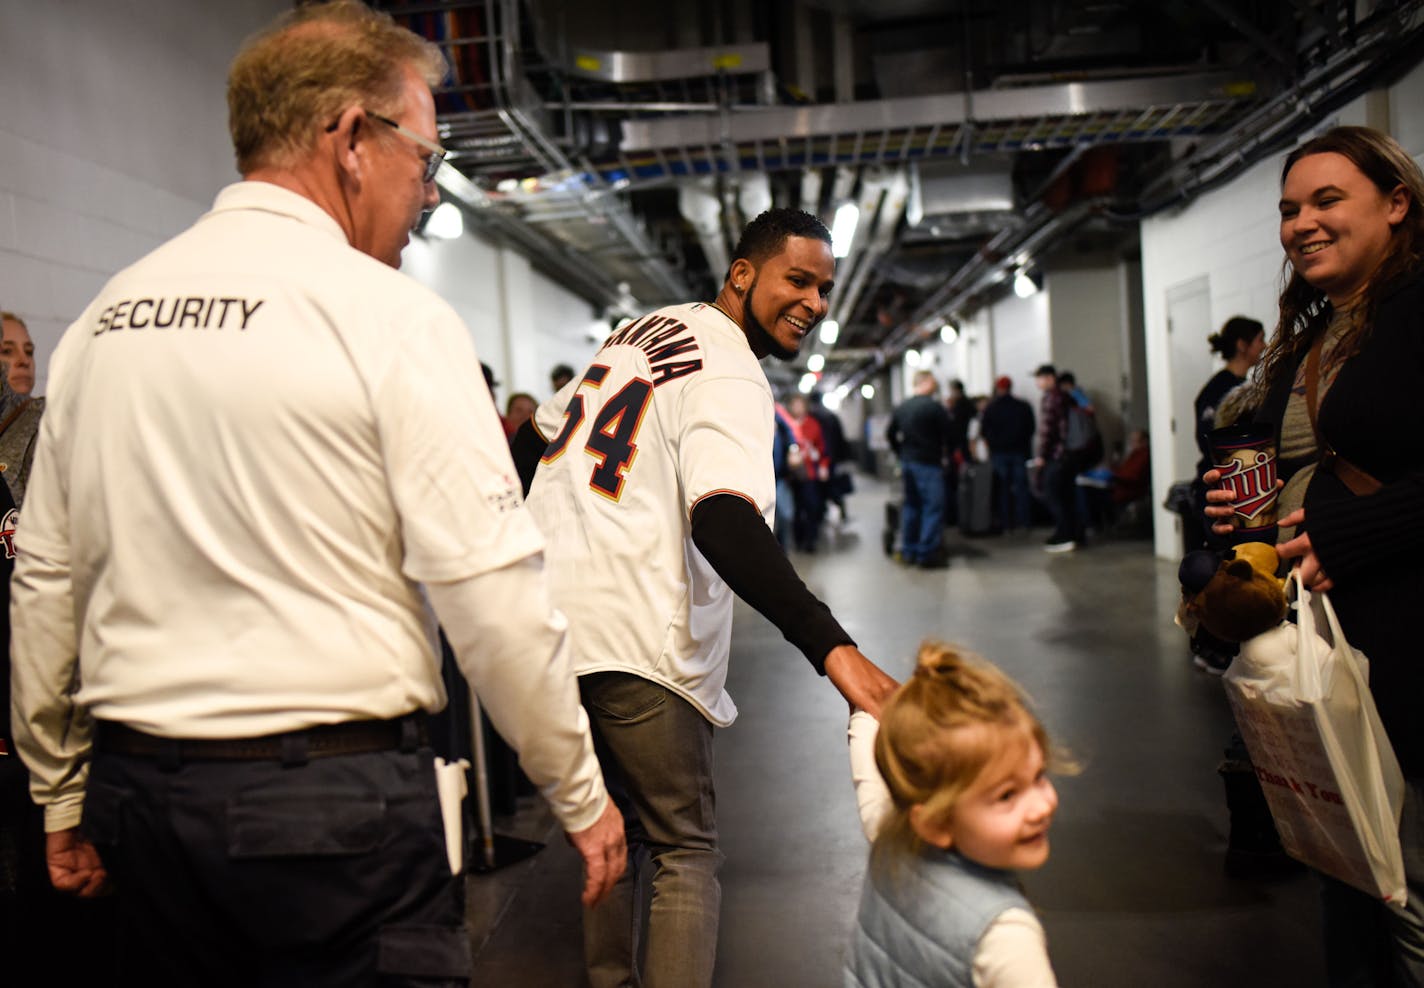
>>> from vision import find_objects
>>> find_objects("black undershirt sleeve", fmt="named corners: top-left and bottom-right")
top-left (511, 419), bottom-right (546, 497)
top-left (690, 492), bottom-right (854, 675)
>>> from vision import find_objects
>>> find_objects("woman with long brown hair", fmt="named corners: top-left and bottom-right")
top-left (1207, 125), bottom-right (1424, 985)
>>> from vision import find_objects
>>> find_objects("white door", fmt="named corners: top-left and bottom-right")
top-left (1165, 276), bottom-right (1216, 483)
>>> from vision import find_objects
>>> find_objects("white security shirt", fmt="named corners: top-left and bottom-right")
top-left (527, 302), bottom-right (775, 726)
top-left (12, 181), bottom-right (605, 832)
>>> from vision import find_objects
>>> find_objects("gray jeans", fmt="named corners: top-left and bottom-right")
top-left (579, 671), bottom-right (723, 988)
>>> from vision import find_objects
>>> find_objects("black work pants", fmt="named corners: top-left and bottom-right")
top-left (82, 741), bottom-right (470, 987)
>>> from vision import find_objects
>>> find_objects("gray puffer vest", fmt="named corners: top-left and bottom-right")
top-left (845, 847), bottom-right (1029, 988)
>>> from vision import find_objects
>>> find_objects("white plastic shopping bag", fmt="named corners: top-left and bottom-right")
top-left (1224, 569), bottom-right (1406, 905)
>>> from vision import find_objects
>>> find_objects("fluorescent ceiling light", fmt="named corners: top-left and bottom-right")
top-left (807, 353), bottom-right (825, 372)
top-left (819, 319), bottom-right (840, 345)
top-left (798, 372), bottom-right (818, 394)
top-left (831, 202), bottom-right (859, 258)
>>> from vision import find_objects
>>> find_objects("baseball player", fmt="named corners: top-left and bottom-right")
top-left (513, 208), bottom-right (898, 988)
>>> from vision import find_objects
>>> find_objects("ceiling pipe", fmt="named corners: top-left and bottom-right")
top-left (738, 172), bottom-right (773, 224)
top-left (679, 179), bottom-right (730, 279)
top-left (799, 168), bottom-right (823, 215)
top-left (831, 0), bottom-right (1424, 390)
top-left (1133, 0), bottom-right (1424, 215)
top-left (481, 0), bottom-right (689, 303)
top-left (824, 167), bottom-right (907, 358)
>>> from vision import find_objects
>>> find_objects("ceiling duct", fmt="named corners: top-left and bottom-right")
top-left (619, 70), bottom-right (1258, 157)
top-left (379, 0), bottom-right (691, 306)
top-left (737, 173), bottom-right (773, 225)
top-left (564, 43), bottom-right (771, 83)
top-left (910, 161), bottom-right (1015, 218)
top-left (678, 179), bottom-right (729, 280)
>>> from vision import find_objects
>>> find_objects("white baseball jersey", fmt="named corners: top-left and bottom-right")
top-left (526, 302), bottom-right (775, 726)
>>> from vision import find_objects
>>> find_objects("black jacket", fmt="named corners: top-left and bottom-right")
top-left (887, 394), bottom-right (951, 465)
top-left (1255, 271), bottom-right (1424, 776)
top-left (979, 394), bottom-right (1036, 458)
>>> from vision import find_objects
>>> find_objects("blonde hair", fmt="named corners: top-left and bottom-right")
top-left (227, 0), bottom-right (447, 174)
top-left (872, 642), bottom-right (1069, 868)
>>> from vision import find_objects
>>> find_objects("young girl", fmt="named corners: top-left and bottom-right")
top-left (846, 642), bottom-right (1065, 988)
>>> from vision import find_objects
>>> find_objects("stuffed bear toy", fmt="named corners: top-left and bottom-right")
top-left (1178, 542), bottom-right (1288, 643)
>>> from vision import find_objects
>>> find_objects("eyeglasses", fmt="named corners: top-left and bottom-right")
top-left (366, 111), bottom-right (447, 184)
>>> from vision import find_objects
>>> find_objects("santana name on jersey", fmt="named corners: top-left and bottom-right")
top-left (599, 313), bottom-right (703, 387)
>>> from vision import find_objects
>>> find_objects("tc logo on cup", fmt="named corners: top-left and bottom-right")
top-left (1215, 448), bottom-right (1278, 524)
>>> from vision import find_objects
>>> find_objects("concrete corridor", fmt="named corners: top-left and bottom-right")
top-left (465, 476), bottom-right (1322, 987)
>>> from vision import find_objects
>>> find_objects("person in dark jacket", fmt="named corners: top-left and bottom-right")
top-left (1205, 126), bottom-right (1424, 987)
top-left (809, 390), bottom-right (852, 527)
top-left (941, 378), bottom-right (974, 525)
top-left (1032, 363), bottom-right (1078, 552)
top-left (979, 375), bottom-right (1036, 532)
top-left (887, 371), bottom-right (952, 567)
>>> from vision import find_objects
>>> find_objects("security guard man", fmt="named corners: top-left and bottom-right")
top-left (9, 3), bottom-right (622, 984)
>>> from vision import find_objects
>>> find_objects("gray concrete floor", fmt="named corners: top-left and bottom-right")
top-left (465, 477), bottom-right (1323, 987)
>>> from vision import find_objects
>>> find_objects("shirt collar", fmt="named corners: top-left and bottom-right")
top-left (207, 181), bottom-right (349, 245)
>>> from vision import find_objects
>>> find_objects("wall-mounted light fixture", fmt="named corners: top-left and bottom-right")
top-left (424, 201), bottom-right (464, 240)
top-left (1013, 267), bottom-right (1041, 298)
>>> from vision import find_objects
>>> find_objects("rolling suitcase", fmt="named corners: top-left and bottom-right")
top-left (958, 461), bottom-right (993, 535)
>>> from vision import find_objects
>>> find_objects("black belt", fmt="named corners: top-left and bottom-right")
top-left (94, 714), bottom-right (428, 767)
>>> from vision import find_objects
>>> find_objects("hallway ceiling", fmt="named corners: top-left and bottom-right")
top-left (375, 0), bottom-right (1424, 389)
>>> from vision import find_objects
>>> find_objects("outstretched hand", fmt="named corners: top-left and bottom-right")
top-left (566, 797), bottom-right (627, 909)
top-left (46, 829), bottom-right (109, 898)
top-left (825, 645), bottom-right (899, 718)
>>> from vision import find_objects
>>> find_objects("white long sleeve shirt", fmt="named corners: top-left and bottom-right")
top-left (10, 181), bottom-right (606, 833)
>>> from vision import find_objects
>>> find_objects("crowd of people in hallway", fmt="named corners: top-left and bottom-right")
top-left (872, 363), bottom-right (1151, 569)
top-left (2, 2), bottom-right (1422, 986)
top-left (767, 359), bottom-right (1154, 573)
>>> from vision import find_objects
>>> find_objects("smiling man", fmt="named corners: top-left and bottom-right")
top-left (513, 208), bottom-right (898, 988)
top-left (8, 3), bottom-right (624, 984)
